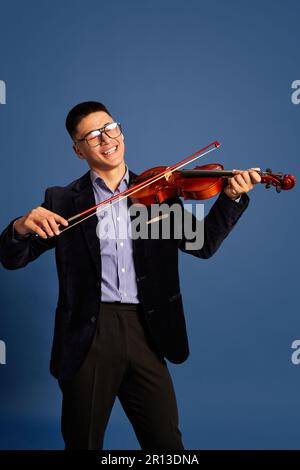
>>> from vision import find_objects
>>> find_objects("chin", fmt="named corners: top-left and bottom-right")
top-left (97, 156), bottom-right (125, 170)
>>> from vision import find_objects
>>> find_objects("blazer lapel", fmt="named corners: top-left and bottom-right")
top-left (72, 171), bottom-right (101, 277)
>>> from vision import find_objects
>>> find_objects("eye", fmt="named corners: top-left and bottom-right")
top-left (85, 129), bottom-right (102, 147)
top-left (88, 135), bottom-right (98, 143)
top-left (89, 130), bottom-right (101, 137)
top-left (105, 122), bottom-right (117, 131)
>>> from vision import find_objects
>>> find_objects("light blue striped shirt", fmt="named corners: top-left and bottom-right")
top-left (90, 167), bottom-right (139, 303)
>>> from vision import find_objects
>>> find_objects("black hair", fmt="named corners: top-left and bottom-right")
top-left (65, 101), bottom-right (112, 139)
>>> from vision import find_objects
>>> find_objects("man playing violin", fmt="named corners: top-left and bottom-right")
top-left (0, 101), bottom-right (261, 450)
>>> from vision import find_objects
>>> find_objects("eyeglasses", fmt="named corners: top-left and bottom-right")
top-left (76, 122), bottom-right (122, 148)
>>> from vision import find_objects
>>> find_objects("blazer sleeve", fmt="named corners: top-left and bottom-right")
top-left (0, 188), bottom-right (56, 270)
top-left (179, 190), bottom-right (249, 259)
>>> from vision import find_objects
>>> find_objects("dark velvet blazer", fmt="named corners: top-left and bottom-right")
top-left (0, 170), bottom-right (249, 380)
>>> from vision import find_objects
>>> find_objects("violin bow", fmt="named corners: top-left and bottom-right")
top-left (59, 140), bottom-right (221, 234)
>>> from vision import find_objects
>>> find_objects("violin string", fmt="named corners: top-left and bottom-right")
top-left (59, 145), bottom-right (220, 234)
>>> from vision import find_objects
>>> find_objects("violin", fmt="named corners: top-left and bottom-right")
top-left (60, 140), bottom-right (296, 233)
top-left (130, 163), bottom-right (295, 205)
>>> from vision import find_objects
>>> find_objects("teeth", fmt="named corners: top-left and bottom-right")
top-left (103, 146), bottom-right (117, 155)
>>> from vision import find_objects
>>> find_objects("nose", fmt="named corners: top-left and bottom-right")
top-left (100, 131), bottom-right (111, 144)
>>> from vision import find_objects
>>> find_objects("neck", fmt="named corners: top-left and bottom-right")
top-left (91, 162), bottom-right (127, 192)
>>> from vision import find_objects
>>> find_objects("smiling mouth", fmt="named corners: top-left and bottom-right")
top-left (101, 146), bottom-right (118, 156)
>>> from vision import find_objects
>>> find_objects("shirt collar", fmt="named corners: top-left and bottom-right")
top-left (90, 165), bottom-right (129, 191)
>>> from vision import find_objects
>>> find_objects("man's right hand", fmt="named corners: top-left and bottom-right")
top-left (13, 207), bottom-right (69, 239)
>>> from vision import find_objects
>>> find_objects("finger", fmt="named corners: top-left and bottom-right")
top-left (227, 177), bottom-right (239, 194)
top-left (233, 168), bottom-right (261, 185)
top-left (229, 178), bottom-right (244, 194)
top-left (39, 218), bottom-right (55, 237)
top-left (53, 213), bottom-right (69, 227)
top-left (39, 207), bottom-right (69, 226)
top-left (241, 170), bottom-right (251, 186)
top-left (48, 217), bottom-right (61, 236)
top-left (234, 174), bottom-right (252, 191)
top-left (231, 177), bottom-right (252, 194)
top-left (27, 221), bottom-right (48, 239)
top-left (248, 170), bottom-right (262, 184)
top-left (226, 177), bottom-right (236, 189)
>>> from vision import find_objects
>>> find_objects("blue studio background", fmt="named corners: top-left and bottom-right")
top-left (0, 0), bottom-right (299, 450)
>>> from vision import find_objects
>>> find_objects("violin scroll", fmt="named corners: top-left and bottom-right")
top-left (262, 168), bottom-right (296, 193)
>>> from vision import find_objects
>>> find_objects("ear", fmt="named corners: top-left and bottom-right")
top-left (73, 142), bottom-right (86, 160)
top-left (121, 133), bottom-right (125, 141)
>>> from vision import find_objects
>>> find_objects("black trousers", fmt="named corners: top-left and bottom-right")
top-left (58, 302), bottom-right (184, 450)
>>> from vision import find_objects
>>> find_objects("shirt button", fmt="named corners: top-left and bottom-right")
top-left (121, 268), bottom-right (125, 273)
top-left (90, 315), bottom-right (97, 323)
top-left (120, 242), bottom-right (124, 247)
top-left (124, 292), bottom-right (127, 297)
top-left (117, 216), bottom-right (120, 222)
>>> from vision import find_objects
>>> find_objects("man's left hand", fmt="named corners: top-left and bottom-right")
top-left (223, 168), bottom-right (262, 200)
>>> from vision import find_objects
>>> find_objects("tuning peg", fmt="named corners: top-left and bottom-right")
top-left (265, 168), bottom-right (272, 174)
top-left (265, 183), bottom-right (272, 189)
top-left (276, 186), bottom-right (282, 193)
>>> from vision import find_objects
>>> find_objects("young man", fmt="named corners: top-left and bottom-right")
top-left (0, 101), bottom-right (261, 450)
